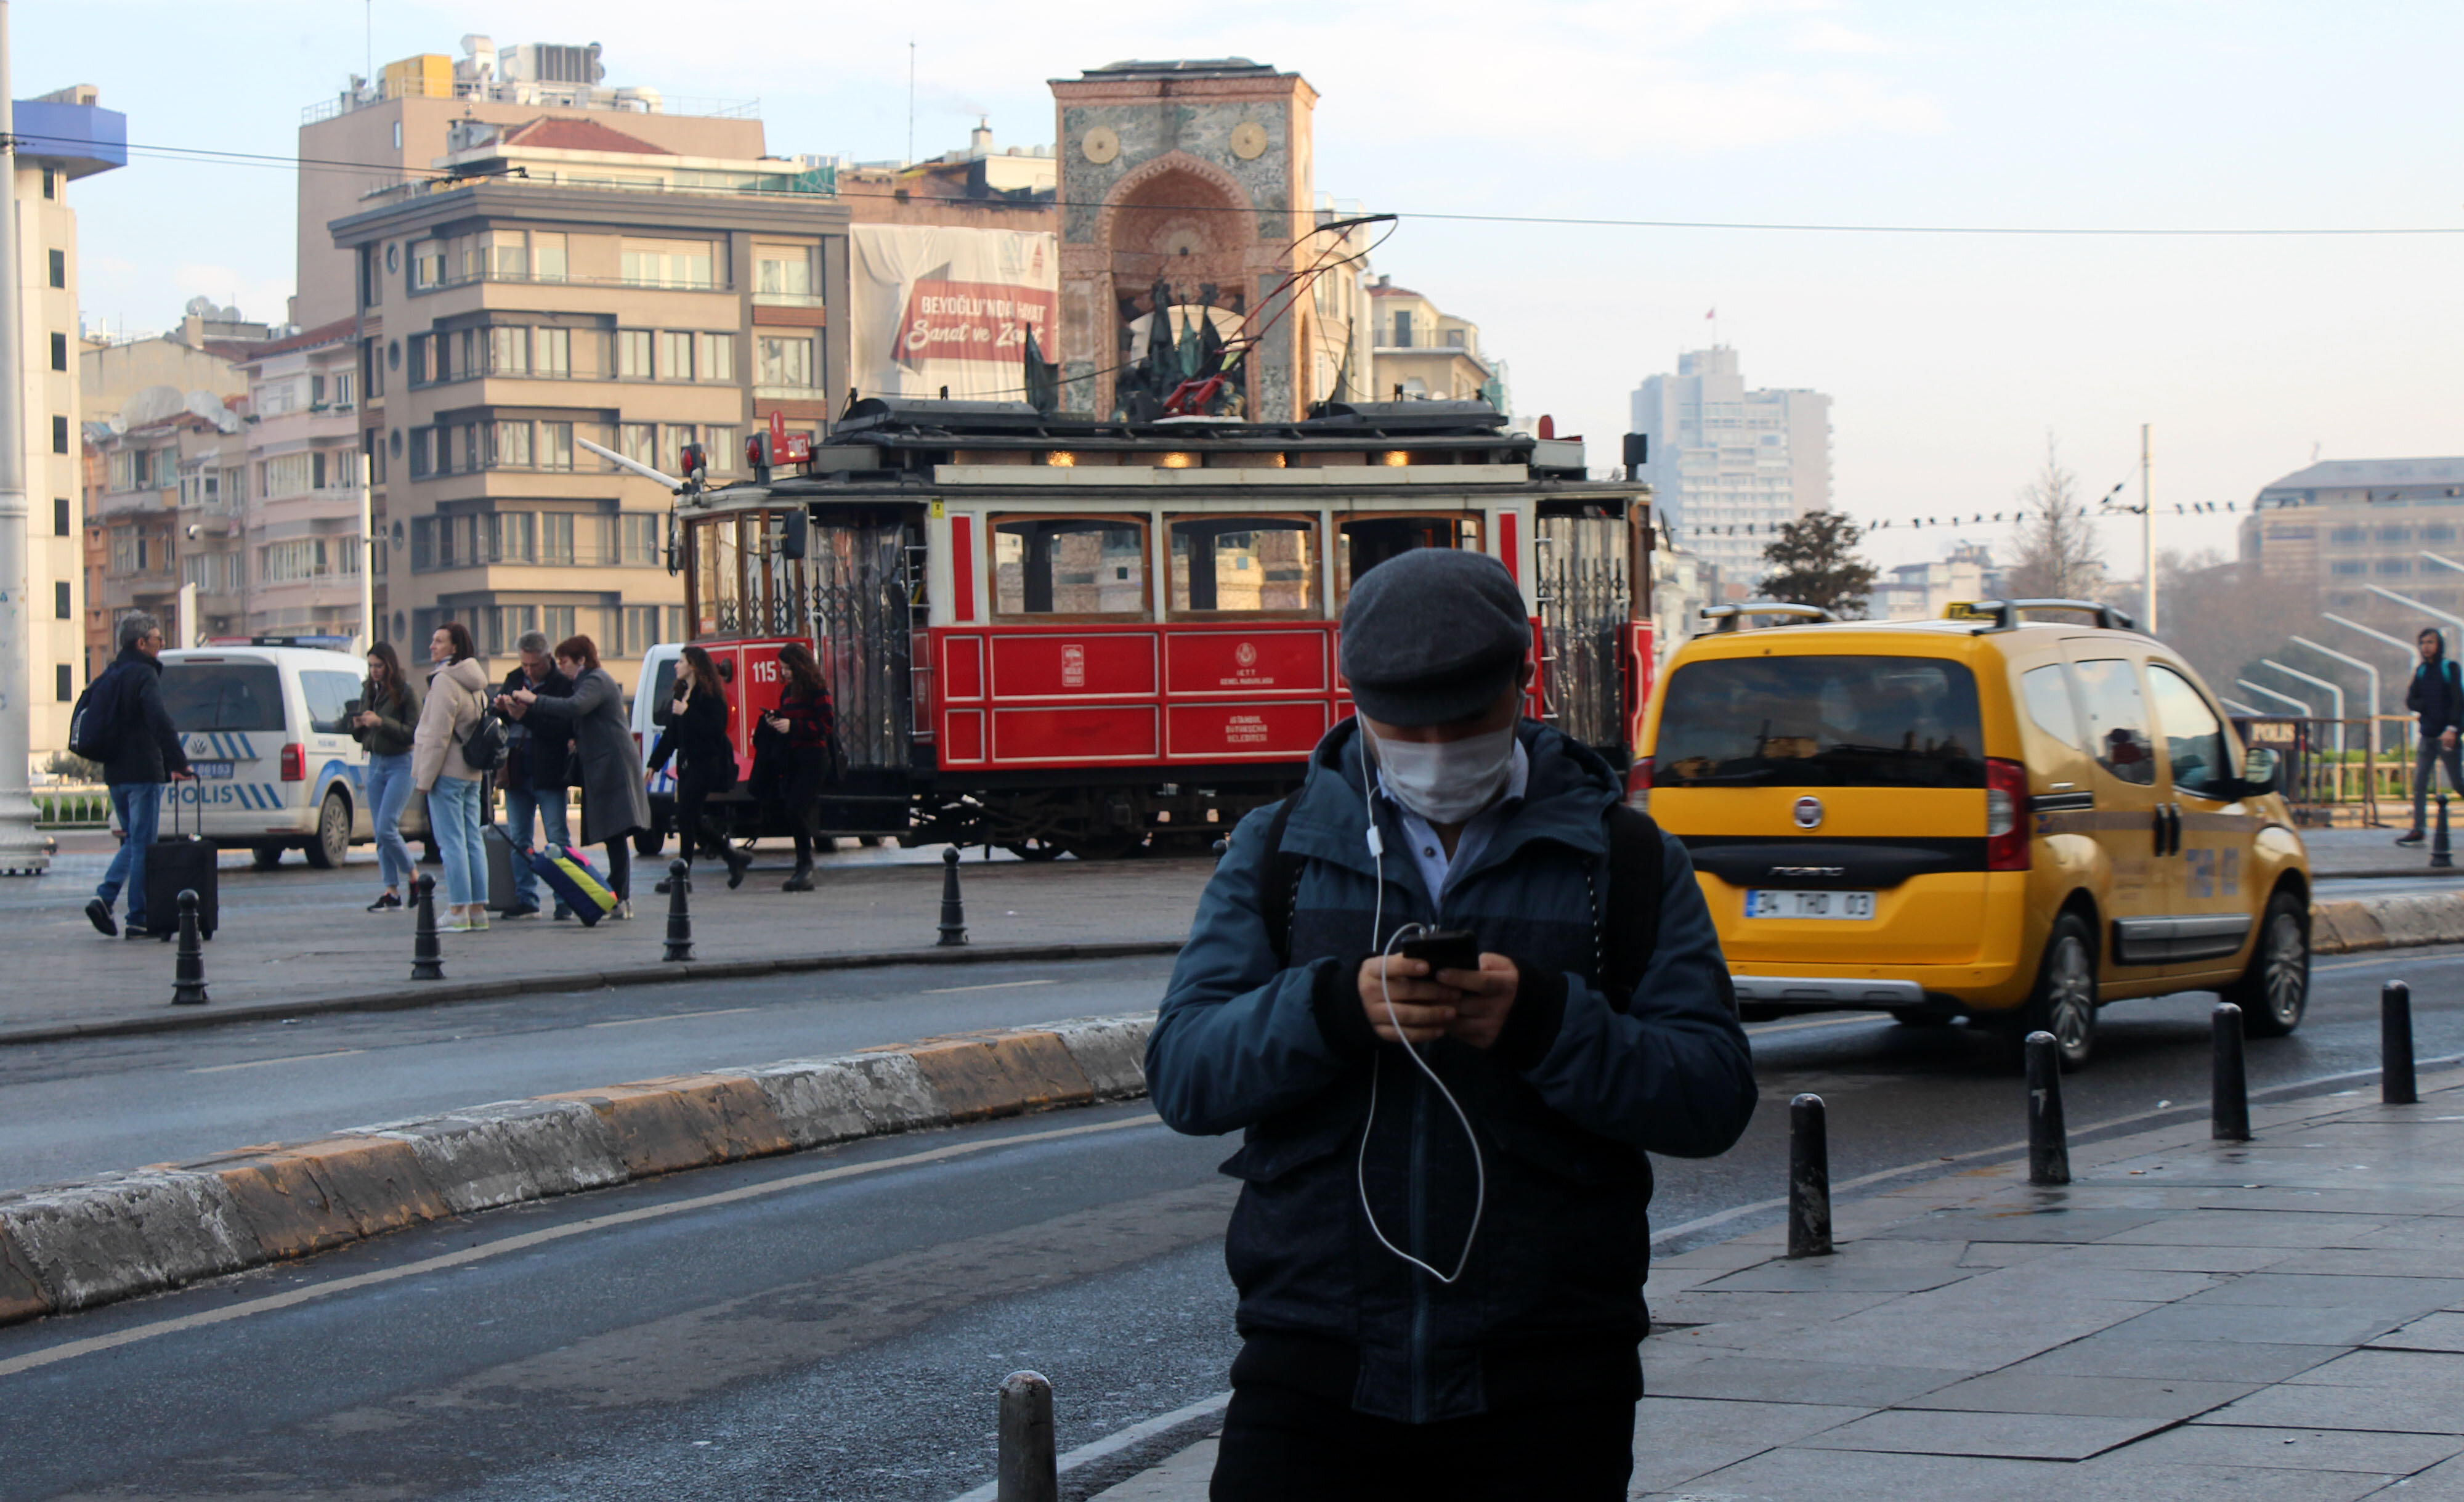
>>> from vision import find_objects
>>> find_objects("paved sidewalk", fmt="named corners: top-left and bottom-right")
top-left (0, 840), bottom-right (1212, 1042)
top-left (1088, 1070), bottom-right (2464, 1501)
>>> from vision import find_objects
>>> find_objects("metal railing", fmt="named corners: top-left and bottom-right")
top-left (35, 786), bottom-right (109, 829)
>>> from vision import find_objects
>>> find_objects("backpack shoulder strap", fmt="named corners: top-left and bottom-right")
top-left (1600, 803), bottom-right (1666, 1011)
top-left (1257, 789), bottom-right (1307, 967)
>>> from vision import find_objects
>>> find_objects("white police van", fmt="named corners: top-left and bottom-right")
top-left (149, 642), bottom-right (405, 867)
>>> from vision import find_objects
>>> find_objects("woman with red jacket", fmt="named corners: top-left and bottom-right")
top-left (760, 641), bottom-right (838, 893)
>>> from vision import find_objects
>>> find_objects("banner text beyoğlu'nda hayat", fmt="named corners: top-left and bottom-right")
top-left (849, 226), bottom-right (1060, 400)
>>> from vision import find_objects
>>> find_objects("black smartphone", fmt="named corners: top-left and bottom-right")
top-left (1397, 930), bottom-right (1480, 975)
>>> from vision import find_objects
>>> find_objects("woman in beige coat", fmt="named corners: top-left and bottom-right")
top-left (413, 622), bottom-right (492, 932)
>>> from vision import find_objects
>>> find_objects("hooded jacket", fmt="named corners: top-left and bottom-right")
top-left (1147, 719), bottom-right (1754, 1425)
top-left (411, 656), bottom-right (491, 790)
top-left (2409, 652), bottom-right (2463, 737)
top-left (98, 646), bottom-right (189, 787)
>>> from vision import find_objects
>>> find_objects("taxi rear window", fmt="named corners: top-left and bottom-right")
top-left (1656, 654), bottom-right (1985, 789)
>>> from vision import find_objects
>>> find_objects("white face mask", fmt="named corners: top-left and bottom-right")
top-left (1367, 723), bottom-right (1516, 824)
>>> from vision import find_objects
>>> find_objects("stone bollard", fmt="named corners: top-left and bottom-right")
top-left (170, 890), bottom-right (209, 1006)
top-left (663, 858), bottom-right (694, 963)
top-left (410, 874), bottom-right (444, 981)
top-left (2436, 795), bottom-right (2454, 870)
top-left (938, 846), bottom-right (968, 947)
top-left (2025, 1031), bottom-right (2070, 1185)
top-left (1787, 1093), bottom-right (1833, 1258)
top-left (996, 1370), bottom-right (1056, 1502)
top-left (2383, 980), bottom-right (2418, 1106)
top-left (2212, 1001), bottom-right (2251, 1142)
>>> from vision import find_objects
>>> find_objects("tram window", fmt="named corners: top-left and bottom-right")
top-left (992, 516), bottom-right (1149, 617)
top-left (1337, 513), bottom-right (1481, 598)
top-left (1168, 515), bottom-right (1319, 617)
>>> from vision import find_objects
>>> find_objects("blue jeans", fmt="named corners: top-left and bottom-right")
top-left (97, 782), bottom-right (163, 928)
top-left (426, 774), bottom-right (486, 907)
top-left (365, 753), bottom-right (416, 890)
top-left (501, 782), bottom-right (572, 906)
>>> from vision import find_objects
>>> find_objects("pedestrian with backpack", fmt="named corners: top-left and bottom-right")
top-left (83, 611), bottom-right (195, 939)
top-left (413, 622), bottom-right (492, 932)
top-left (1145, 548), bottom-right (1755, 1502)
top-left (2399, 626), bottom-right (2464, 845)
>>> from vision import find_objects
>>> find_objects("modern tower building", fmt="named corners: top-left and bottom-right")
top-left (1628, 346), bottom-right (1832, 590)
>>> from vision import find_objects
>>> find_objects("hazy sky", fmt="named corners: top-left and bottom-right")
top-left (30, 2), bottom-right (2464, 575)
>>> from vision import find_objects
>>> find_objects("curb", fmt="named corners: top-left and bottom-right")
top-left (0, 1012), bottom-right (1158, 1328)
top-left (0, 940), bottom-right (1186, 1049)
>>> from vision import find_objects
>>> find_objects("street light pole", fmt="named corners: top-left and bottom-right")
top-left (2366, 583), bottom-right (2464, 635)
top-left (0, 0), bottom-right (47, 875)
top-left (2238, 678), bottom-right (2312, 718)
top-left (2290, 636), bottom-right (2381, 751)
top-left (2261, 659), bottom-right (2344, 755)
top-left (2141, 423), bottom-right (2156, 634)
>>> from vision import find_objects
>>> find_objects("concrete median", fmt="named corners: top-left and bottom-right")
top-left (0, 1013), bottom-right (1157, 1328)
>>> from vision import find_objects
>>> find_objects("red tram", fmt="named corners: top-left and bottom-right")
top-left (667, 399), bottom-right (1653, 858)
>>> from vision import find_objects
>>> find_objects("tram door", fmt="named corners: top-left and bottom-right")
top-left (806, 521), bottom-right (919, 772)
top-left (1536, 513), bottom-right (1631, 752)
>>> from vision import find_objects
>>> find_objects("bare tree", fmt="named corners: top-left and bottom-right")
top-left (2004, 438), bottom-right (2105, 601)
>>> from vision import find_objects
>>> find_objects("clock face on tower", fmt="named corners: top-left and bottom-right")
top-left (1230, 121), bottom-right (1267, 160)
top-left (1080, 126), bottom-right (1121, 164)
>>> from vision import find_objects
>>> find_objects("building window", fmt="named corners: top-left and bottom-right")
top-left (757, 335), bottom-right (816, 391)
top-left (46, 249), bottom-right (63, 289)
top-left (56, 664), bottom-right (71, 702)
top-left (541, 512), bottom-right (575, 566)
top-left (489, 326), bottom-right (530, 376)
top-left (408, 238), bottom-right (446, 291)
top-left (659, 330), bottom-right (694, 381)
top-left (699, 332), bottom-right (736, 383)
top-left (408, 427), bottom-right (438, 479)
top-left (535, 327), bottom-right (571, 378)
top-left (616, 330), bottom-right (653, 379)
top-left (364, 428), bottom-right (384, 487)
top-left (755, 245), bottom-right (813, 298)
top-left (51, 415), bottom-right (67, 455)
top-left (2377, 559), bottom-right (2412, 575)
top-left (617, 603), bottom-right (665, 656)
top-left (619, 238), bottom-right (715, 289)
top-left (658, 424), bottom-right (695, 471)
top-left (488, 512), bottom-right (537, 563)
top-left (618, 422), bottom-right (655, 468)
top-left (363, 336), bottom-right (385, 398)
top-left (53, 498), bottom-right (68, 537)
top-left (41, 167), bottom-right (56, 199)
top-left (617, 513), bottom-right (660, 565)
top-left (264, 453), bottom-right (314, 498)
top-left (533, 232), bottom-right (568, 283)
top-left (480, 229), bottom-right (529, 280)
top-left (493, 420), bottom-right (532, 468)
top-left (991, 514), bottom-right (1151, 617)
top-left (49, 332), bottom-right (65, 372)
top-left (406, 334), bottom-right (431, 385)
top-left (539, 421), bottom-right (574, 471)
top-left (55, 581), bottom-right (70, 619)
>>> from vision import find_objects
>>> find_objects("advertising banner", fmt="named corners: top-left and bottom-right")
top-left (849, 225), bottom-right (1059, 401)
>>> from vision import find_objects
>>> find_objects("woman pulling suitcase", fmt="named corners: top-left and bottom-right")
top-left (646, 646), bottom-right (750, 893)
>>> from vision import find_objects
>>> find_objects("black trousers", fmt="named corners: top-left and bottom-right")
top-left (673, 765), bottom-right (732, 866)
top-left (1209, 1382), bottom-right (1635, 1502)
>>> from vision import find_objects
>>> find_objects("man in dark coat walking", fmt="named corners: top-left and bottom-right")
top-left (86, 611), bottom-right (193, 938)
top-left (2399, 627), bottom-right (2464, 845)
top-left (1147, 549), bottom-right (1756, 1501)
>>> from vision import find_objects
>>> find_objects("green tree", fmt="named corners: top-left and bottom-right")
top-left (1761, 509), bottom-right (1878, 618)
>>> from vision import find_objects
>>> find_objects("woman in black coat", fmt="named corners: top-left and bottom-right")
top-left (647, 646), bottom-right (750, 891)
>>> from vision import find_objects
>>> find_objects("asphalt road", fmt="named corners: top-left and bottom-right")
top-left (6, 948), bottom-right (2464, 1501)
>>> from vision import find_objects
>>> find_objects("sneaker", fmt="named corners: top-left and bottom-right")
top-left (85, 898), bottom-right (117, 936)
top-left (553, 903), bottom-right (572, 921)
top-left (123, 924), bottom-right (154, 941)
top-left (502, 901), bottom-right (541, 920)
top-left (467, 911), bottom-right (490, 932)
top-left (610, 899), bottom-right (634, 922)
top-left (2398, 830), bottom-right (2427, 846)
top-left (367, 891), bottom-right (402, 913)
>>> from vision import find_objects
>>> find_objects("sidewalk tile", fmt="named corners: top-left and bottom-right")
top-left (1645, 1288), bottom-right (1903, 1326)
top-left (2101, 1301), bottom-right (2421, 1347)
top-left (2056, 1459), bottom-right (2400, 1501)
top-left (2273, 1248), bottom-right (2464, 1279)
top-left (2379, 1452), bottom-right (2464, 1500)
top-left (1627, 1397), bottom-right (1876, 1495)
top-left (2282, 1349), bottom-right (2464, 1391)
top-left (2097, 1210), bottom-right (2405, 1248)
top-left (2194, 1273), bottom-right (2464, 1310)
top-left (1642, 1354), bottom-right (1966, 1407)
top-left (1904, 1371), bottom-right (2255, 1422)
top-left (1795, 1407), bottom-right (2168, 1459)
top-left (2093, 1422), bottom-right (2464, 1472)
top-left (1690, 1262), bottom-right (1977, 1293)
top-left (1867, 1208), bottom-right (2178, 1243)
top-left (2369, 1313), bottom-right (2464, 1352)
top-left (2208, 1380), bottom-right (2464, 1435)
top-left (1639, 1443), bottom-right (2070, 1500)
top-left (1776, 1294), bottom-right (2161, 1371)
top-left (1088, 1437), bottom-right (1215, 1500)
top-left (2011, 1335), bottom-right (2343, 1383)
top-left (1964, 1239), bottom-right (2300, 1273)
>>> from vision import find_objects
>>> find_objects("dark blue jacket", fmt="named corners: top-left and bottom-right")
top-left (99, 647), bottom-right (188, 788)
top-left (1147, 719), bottom-right (1754, 1424)
top-left (2409, 657), bottom-right (2463, 736)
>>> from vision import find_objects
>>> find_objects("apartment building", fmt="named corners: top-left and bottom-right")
top-left (1629, 346), bottom-right (1833, 589)
top-left (1872, 543), bottom-right (2004, 621)
top-left (2239, 456), bottom-right (2464, 636)
top-left (13, 84), bottom-right (123, 753)
top-left (1366, 275), bottom-right (1505, 408)
top-left (235, 319), bottom-right (376, 636)
top-left (326, 123), bottom-right (851, 687)
top-left (83, 392), bottom-right (244, 654)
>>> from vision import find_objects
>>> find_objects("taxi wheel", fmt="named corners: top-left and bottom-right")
top-left (2016, 914), bottom-right (2099, 1071)
top-left (2229, 891), bottom-right (2309, 1038)
top-left (304, 790), bottom-right (351, 869)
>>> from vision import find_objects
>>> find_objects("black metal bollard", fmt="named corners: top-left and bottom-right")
top-left (663, 858), bottom-right (694, 962)
top-left (170, 890), bottom-right (209, 1006)
top-left (996, 1370), bottom-right (1056, 1502)
top-left (2025, 1031), bottom-right (2070, 1185)
top-left (1788, 1093), bottom-right (1833, 1257)
top-left (938, 846), bottom-right (968, 946)
top-left (2436, 795), bottom-right (2454, 869)
top-left (410, 874), bottom-right (444, 981)
top-left (2212, 1001), bottom-right (2251, 1141)
top-left (2383, 980), bottom-right (2419, 1105)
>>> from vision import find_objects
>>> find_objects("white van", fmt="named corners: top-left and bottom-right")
top-left (146, 643), bottom-right (411, 867)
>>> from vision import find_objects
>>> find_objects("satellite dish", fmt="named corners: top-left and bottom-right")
top-left (121, 385), bottom-right (184, 427)
top-left (185, 389), bottom-right (239, 433)
top-left (184, 294), bottom-right (215, 318)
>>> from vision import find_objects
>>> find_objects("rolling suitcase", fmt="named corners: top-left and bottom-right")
top-left (529, 844), bottom-right (617, 926)
top-left (483, 824), bottom-right (523, 912)
top-left (144, 785), bottom-right (218, 941)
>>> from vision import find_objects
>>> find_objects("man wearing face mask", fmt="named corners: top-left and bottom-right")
top-left (1149, 547), bottom-right (1754, 1502)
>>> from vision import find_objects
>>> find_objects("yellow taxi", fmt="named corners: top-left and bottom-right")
top-left (1638, 598), bottom-right (2310, 1068)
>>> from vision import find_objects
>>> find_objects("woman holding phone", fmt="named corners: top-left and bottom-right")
top-left (646, 645), bottom-right (750, 892)
top-left (347, 641), bottom-right (421, 913)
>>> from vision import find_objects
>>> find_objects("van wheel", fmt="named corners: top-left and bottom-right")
top-left (2014, 913), bottom-right (2099, 1070)
top-left (2227, 890), bottom-right (2308, 1037)
top-left (305, 791), bottom-right (351, 869)
top-left (251, 843), bottom-right (285, 870)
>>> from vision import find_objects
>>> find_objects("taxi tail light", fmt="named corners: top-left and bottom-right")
top-left (279, 743), bottom-right (306, 782)
top-left (1626, 757), bottom-right (1652, 811)
top-left (1985, 757), bottom-right (2029, 870)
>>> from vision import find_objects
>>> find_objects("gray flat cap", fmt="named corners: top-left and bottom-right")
top-left (1341, 548), bottom-right (1529, 725)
